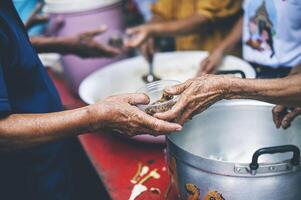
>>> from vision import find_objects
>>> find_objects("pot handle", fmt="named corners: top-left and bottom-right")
top-left (216, 70), bottom-right (246, 79)
top-left (249, 145), bottom-right (300, 173)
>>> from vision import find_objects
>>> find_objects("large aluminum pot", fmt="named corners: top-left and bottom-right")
top-left (166, 100), bottom-right (301, 200)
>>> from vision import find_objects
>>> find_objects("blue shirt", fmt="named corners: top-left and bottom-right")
top-left (0, 2), bottom-right (77, 199)
top-left (0, 1), bottom-right (62, 114)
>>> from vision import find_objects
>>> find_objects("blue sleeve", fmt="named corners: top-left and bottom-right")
top-left (0, 30), bottom-right (11, 112)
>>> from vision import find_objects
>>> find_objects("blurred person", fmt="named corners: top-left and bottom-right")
top-left (196, 0), bottom-right (301, 128)
top-left (16, 2), bottom-right (120, 58)
top-left (125, 0), bottom-right (242, 59)
top-left (197, 0), bottom-right (301, 77)
top-left (0, 1), bottom-right (182, 200)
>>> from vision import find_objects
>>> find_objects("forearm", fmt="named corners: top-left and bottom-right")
top-left (30, 36), bottom-right (74, 54)
top-left (214, 16), bottom-right (243, 53)
top-left (148, 14), bottom-right (208, 37)
top-left (226, 74), bottom-right (301, 107)
top-left (0, 106), bottom-right (96, 151)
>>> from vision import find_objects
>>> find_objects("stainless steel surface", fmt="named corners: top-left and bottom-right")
top-left (166, 100), bottom-right (301, 199)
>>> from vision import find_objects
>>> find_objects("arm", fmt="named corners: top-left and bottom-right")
top-left (155, 75), bottom-right (301, 124)
top-left (125, 14), bottom-right (209, 48)
top-left (30, 27), bottom-right (120, 58)
top-left (212, 16), bottom-right (243, 55)
top-left (226, 74), bottom-right (301, 106)
top-left (197, 16), bottom-right (243, 75)
top-left (0, 107), bottom-right (91, 151)
top-left (0, 94), bottom-right (182, 152)
top-left (146, 13), bottom-right (209, 37)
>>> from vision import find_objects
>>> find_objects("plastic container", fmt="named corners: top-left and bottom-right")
top-left (137, 80), bottom-right (181, 115)
top-left (44, 0), bottom-right (126, 93)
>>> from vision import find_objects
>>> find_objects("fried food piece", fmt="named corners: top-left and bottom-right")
top-left (145, 92), bottom-right (175, 115)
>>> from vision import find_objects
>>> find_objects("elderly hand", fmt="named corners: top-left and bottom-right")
top-left (197, 50), bottom-right (224, 76)
top-left (89, 93), bottom-right (182, 136)
top-left (155, 75), bottom-right (229, 125)
top-left (272, 105), bottom-right (301, 130)
top-left (65, 26), bottom-right (121, 58)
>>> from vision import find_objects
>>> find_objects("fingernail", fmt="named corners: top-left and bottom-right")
top-left (175, 125), bottom-right (182, 131)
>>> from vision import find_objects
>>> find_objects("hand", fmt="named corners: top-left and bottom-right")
top-left (124, 25), bottom-right (153, 48)
top-left (25, 2), bottom-right (49, 30)
top-left (155, 75), bottom-right (228, 125)
top-left (66, 26), bottom-right (121, 58)
top-left (89, 93), bottom-right (182, 136)
top-left (272, 105), bottom-right (301, 129)
top-left (197, 50), bottom-right (224, 76)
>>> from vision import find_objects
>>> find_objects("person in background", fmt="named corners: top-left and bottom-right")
top-left (0, 1), bottom-right (182, 200)
top-left (125, 0), bottom-right (242, 59)
top-left (15, 2), bottom-right (120, 59)
top-left (132, 0), bottom-right (158, 22)
top-left (195, 0), bottom-right (301, 128)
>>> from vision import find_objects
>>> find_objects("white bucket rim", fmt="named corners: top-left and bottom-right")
top-left (44, 0), bottom-right (122, 14)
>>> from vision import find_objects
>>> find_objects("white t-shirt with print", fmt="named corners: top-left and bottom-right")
top-left (243, 0), bottom-right (301, 68)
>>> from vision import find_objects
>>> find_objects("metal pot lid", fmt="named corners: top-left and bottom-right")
top-left (167, 100), bottom-right (301, 175)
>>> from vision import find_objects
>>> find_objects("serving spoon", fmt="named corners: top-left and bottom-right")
top-left (142, 52), bottom-right (160, 83)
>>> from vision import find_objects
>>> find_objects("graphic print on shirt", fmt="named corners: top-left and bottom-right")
top-left (245, 0), bottom-right (277, 58)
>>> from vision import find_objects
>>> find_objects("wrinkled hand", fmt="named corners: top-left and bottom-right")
top-left (155, 75), bottom-right (228, 125)
top-left (197, 50), bottom-right (224, 76)
top-left (272, 105), bottom-right (301, 129)
top-left (124, 25), bottom-right (153, 48)
top-left (90, 93), bottom-right (182, 136)
top-left (25, 2), bottom-right (49, 30)
top-left (67, 26), bottom-right (121, 58)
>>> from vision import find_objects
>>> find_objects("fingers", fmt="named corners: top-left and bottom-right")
top-left (110, 93), bottom-right (150, 105)
top-left (80, 25), bottom-right (108, 39)
top-left (124, 27), bottom-right (148, 48)
top-left (272, 105), bottom-right (287, 128)
top-left (154, 96), bottom-right (188, 121)
top-left (281, 108), bottom-right (301, 129)
top-left (126, 27), bottom-right (139, 35)
top-left (177, 106), bottom-right (196, 125)
top-left (164, 80), bottom-right (193, 95)
top-left (138, 111), bottom-right (183, 133)
top-left (95, 44), bottom-right (121, 57)
top-left (199, 58), bottom-right (217, 75)
top-left (33, 2), bottom-right (45, 15)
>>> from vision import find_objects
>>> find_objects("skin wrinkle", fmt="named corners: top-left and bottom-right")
top-left (157, 74), bottom-right (301, 125)
top-left (0, 94), bottom-right (182, 152)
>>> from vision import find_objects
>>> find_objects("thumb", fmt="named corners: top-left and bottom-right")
top-left (164, 80), bottom-right (192, 95)
top-left (124, 93), bottom-right (150, 105)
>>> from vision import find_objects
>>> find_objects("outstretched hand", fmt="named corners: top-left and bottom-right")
top-left (67, 26), bottom-right (121, 58)
top-left (90, 93), bottom-right (182, 136)
top-left (196, 50), bottom-right (224, 76)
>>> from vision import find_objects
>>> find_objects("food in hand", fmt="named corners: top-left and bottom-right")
top-left (145, 92), bottom-right (175, 115)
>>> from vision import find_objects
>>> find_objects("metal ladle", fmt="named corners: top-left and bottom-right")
top-left (142, 52), bottom-right (160, 83)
